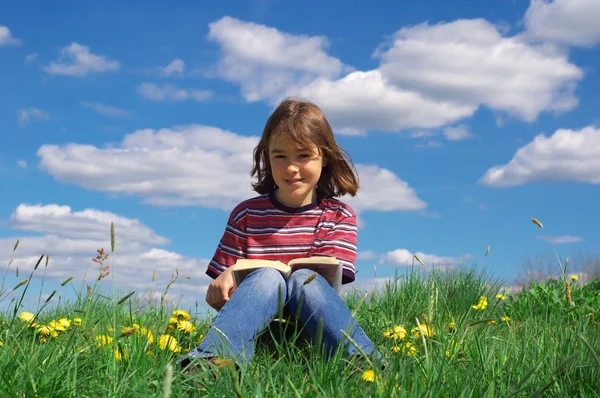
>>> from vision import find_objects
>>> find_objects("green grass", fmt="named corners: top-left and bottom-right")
top-left (1, 262), bottom-right (599, 397)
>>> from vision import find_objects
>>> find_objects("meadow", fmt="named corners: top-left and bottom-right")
top-left (1, 221), bottom-right (599, 397)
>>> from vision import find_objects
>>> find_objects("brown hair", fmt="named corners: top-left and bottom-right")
top-left (250, 97), bottom-right (359, 198)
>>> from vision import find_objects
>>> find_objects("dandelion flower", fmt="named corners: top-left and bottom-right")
top-left (501, 315), bottom-right (510, 322)
top-left (448, 322), bottom-right (455, 331)
top-left (361, 369), bottom-right (376, 382)
top-left (404, 342), bottom-right (417, 356)
top-left (495, 294), bottom-right (505, 300)
top-left (390, 345), bottom-right (401, 353)
top-left (197, 334), bottom-right (204, 345)
top-left (177, 320), bottom-right (196, 334)
top-left (392, 325), bottom-right (407, 340)
top-left (569, 274), bottom-right (578, 281)
top-left (58, 318), bottom-right (71, 328)
top-left (471, 296), bottom-right (488, 310)
top-left (114, 346), bottom-right (127, 361)
top-left (158, 334), bottom-right (181, 352)
top-left (168, 317), bottom-right (178, 325)
top-left (120, 327), bottom-right (137, 337)
top-left (73, 317), bottom-right (82, 326)
top-left (37, 325), bottom-right (58, 338)
top-left (412, 324), bottom-right (435, 338)
top-left (19, 312), bottom-right (35, 323)
top-left (49, 320), bottom-right (66, 332)
top-left (487, 320), bottom-right (497, 325)
top-left (172, 310), bottom-right (190, 321)
top-left (95, 334), bottom-right (113, 347)
top-left (138, 327), bottom-right (154, 344)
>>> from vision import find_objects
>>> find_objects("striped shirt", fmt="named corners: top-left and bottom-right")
top-left (206, 191), bottom-right (358, 284)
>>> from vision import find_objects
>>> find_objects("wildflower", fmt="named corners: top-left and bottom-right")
top-left (412, 324), bottom-right (435, 338)
top-left (0, 340), bottom-right (3, 347)
top-left (197, 334), bottom-right (204, 345)
top-left (448, 322), bottom-right (455, 331)
top-left (95, 334), bottom-right (113, 347)
top-left (172, 309), bottom-right (190, 321)
top-left (404, 342), bottom-right (417, 356)
top-left (49, 320), bottom-right (66, 332)
top-left (501, 315), bottom-right (510, 322)
top-left (177, 320), bottom-right (196, 334)
top-left (361, 369), bottom-right (376, 382)
top-left (120, 327), bottom-right (137, 337)
top-left (19, 312), bottom-right (35, 323)
top-left (569, 274), bottom-right (578, 281)
top-left (495, 294), bottom-right (505, 300)
top-left (445, 350), bottom-right (450, 358)
top-left (487, 320), bottom-right (497, 325)
top-left (168, 317), bottom-right (178, 325)
top-left (472, 296), bottom-right (488, 310)
top-left (158, 334), bottom-right (181, 352)
top-left (73, 317), bottom-right (82, 326)
top-left (390, 345), bottom-right (401, 353)
top-left (114, 346), bottom-right (127, 361)
top-left (58, 318), bottom-right (71, 328)
top-left (137, 327), bottom-right (154, 344)
top-left (36, 325), bottom-right (58, 338)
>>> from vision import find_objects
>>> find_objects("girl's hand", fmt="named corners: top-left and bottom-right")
top-left (206, 267), bottom-right (236, 311)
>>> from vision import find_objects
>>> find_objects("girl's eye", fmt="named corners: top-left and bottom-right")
top-left (274, 155), bottom-right (286, 159)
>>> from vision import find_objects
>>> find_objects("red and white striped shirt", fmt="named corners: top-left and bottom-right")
top-left (206, 191), bottom-right (358, 284)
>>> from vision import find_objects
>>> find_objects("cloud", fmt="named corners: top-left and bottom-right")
top-left (25, 52), bottom-right (38, 64)
top-left (479, 125), bottom-right (600, 187)
top-left (376, 19), bottom-right (583, 122)
top-left (44, 43), bottom-right (120, 77)
top-left (0, 204), bottom-right (213, 302)
top-left (18, 108), bottom-right (50, 126)
top-left (161, 58), bottom-right (185, 76)
top-left (81, 102), bottom-right (131, 118)
top-left (379, 248), bottom-right (471, 267)
top-left (524, 0), bottom-right (600, 47)
top-left (17, 160), bottom-right (27, 169)
top-left (357, 251), bottom-right (379, 261)
top-left (0, 26), bottom-right (21, 47)
top-left (137, 83), bottom-right (212, 102)
top-left (537, 235), bottom-right (583, 244)
top-left (443, 125), bottom-right (473, 141)
top-left (37, 125), bottom-right (427, 213)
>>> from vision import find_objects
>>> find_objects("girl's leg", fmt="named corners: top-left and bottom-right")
top-left (286, 269), bottom-right (383, 365)
top-left (181, 267), bottom-right (287, 369)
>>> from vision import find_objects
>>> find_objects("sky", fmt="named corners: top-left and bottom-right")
top-left (1, 0), bottom-right (599, 314)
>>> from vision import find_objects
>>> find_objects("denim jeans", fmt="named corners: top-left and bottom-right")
top-left (181, 267), bottom-right (381, 369)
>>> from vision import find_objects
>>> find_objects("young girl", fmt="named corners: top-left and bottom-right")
top-left (180, 97), bottom-right (382, 372)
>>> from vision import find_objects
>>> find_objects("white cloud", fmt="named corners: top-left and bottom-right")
top-left (376, 19), bottom-right (583, 122)
top-left (443, 125), bottom-right (473, 141)
top-left (357, 251), bottom-right (379, 261)
top-left (25, 52), bottom-right (38, 63)
top-left (0, 204), bottom-right (213, 303)
top-left (37, 125), bottom-right (427, 213)
top-left (0, 26), bottom-right (21, 47)
top-left (379, 248), bottom-right (471, 267)
top-left (161, 58), bottom-right (185, 76)
top-left (137, 83), bottom-right (212, 102)
top-left (18, 108), bottom-right (50, 126)
top-left (479, 125), bottom-right (600, 187)
top-left (524, 0), bottom-right (600, 47)
top-left (81, 102), bottom-right (130, 118)
top-left (44, 43), bottom-right (120, 77)
top-left (17, 160), bottom-right (27, 168)
top-left (537, 235), bottom-right (583, 244)
top-left (296, 71), bottom-right (476, 134)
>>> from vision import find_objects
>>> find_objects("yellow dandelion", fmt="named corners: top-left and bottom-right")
top-left (168, 317), bottom-right (178, 325)
top-left (48, 320), bottom-right (66, 332)
top-left (495, 294), bottom-right (505, 300)
top-left (114, 346), bottom-right (127, 361)
top-left (404, 342), bottom-right (417, 356)
top-left (138, 327), bottom-right (154, 344)
top-left (445, 350), bottom-right (450, 358)
top-left (73, 317), bottom-right (82, 326)
top-left (120, 327), bottom-right (137, 337)
top-left (95, 334), bottom-right (113, 347)
top-left (569, 274), bottom-right (578, 281)
top-left (472, 296), bottom-right (488, 310)
top-left (172, 309), bottom-right (190, 321)
top-left (36, 325), bottom-right (58, 338)
top-left (197, 334), bottom-right (204, 345)
top-left (487, 320), bottom-right (497, 325)
top-left (158, 334), bottom-right (181, 352)
top-left (392, 325), bottom-right (407, 340)
top-left (412, 324), bottom-right (435, 338)
top-left (361, 369), bottom-right (376, 382)
top-left (177, 320), bottom-right (196, 334)
top-left (501, 315), bottom-right (510, 322)
top-left (383, 329), bottom-right (392, 338)
top-left (19, 312), bottom-right (35, 323)
top-left (390, 345), bottom-right (401, 353)
top-left (58, 318), bottom-right (71, 328)
top-left (448, 321), bottom-right (455, 331)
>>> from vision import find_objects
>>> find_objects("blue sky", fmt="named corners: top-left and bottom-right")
top-left (1, 0), bottom-right (599, 313)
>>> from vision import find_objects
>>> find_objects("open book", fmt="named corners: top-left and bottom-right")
top-left (232, 256), bottom-right (343, 295)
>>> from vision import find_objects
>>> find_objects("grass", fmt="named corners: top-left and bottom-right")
top-left (1, 220), bottom-right (599, 397)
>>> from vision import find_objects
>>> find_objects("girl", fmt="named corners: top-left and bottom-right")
top-left (180, 97), bottom-right (382, 372)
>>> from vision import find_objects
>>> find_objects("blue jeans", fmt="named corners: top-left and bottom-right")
top-left (181, 267), bottom-right (381, 368)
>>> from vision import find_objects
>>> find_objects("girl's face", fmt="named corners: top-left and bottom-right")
top-left (268, 133), bottom-right (325, 208)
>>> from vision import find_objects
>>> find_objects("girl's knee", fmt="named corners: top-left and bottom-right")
top-left (247, 267), bottom-right (287, 294)
top-left (286, 268), bottom-right (315, 289)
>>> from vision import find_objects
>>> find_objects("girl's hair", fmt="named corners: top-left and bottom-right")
top-left (250, 97), bottom-right (359, 198)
